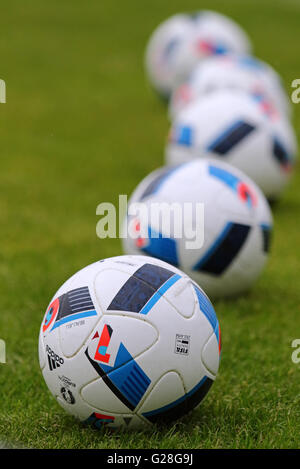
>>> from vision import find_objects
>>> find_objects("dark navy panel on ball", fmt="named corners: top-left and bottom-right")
top-left (107, 263), bottom-right (175, 312)
top-left (193, 222), bottom-right (251, 275)
top-left (133, 263), bottom-right (175, 290)
top-left (207, 120), bottom-right (256, 155)
top-left (143, 376), bottom-right (213, 424)
top-left (272, 138), bottom-right (292, 168)
top-left (107, 276), bottom-right (155, 313)
top-left (260, 223), bottom-right (272, 253)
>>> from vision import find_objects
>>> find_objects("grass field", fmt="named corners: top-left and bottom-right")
top-left (0, 0), bottom-right (300, 449)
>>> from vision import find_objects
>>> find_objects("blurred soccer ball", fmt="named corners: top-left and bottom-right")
top-left (122, 160), bottom-right (273, 299)
top-left (39, 255), bottom-right (221, 429)
top-left (169, 54), bottom-right (291, 119)
top-left (145, 10), bottom-right (252, 99)
top-left (166, 89), bottom-right (297, 200)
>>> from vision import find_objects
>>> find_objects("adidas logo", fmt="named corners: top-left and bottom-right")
top-left (46, 345), bottom-right (64, 371)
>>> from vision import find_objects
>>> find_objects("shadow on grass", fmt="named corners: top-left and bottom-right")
top-left (269, 193), bottom-right (300, 217)
top-left (32, 396), bottom-right (242, 449)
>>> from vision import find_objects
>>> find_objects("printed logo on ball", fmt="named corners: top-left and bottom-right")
top-left (174, 334), bottom-right (191, 356)
top-left (42, 286), bottom-right (97, 333)
top-left (85, 323), bottom-right (151, 411)
top-left (58, 375), bottom-right (76, 388)
top-left (84, 412), bottom-right (115, 429)
top-left (60, 387), bottom-right (75, 405)
top-left (46, 344), bottom-right (64, 371)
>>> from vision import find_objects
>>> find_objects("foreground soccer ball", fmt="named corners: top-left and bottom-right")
top-left (169, 54), bottom-right (291, 119)
top-left (122, 160), bottom-right (273, 299)
top-left (39, 255), bottom-right (221, 429)
top-left (166, 89), bottom-right (297, 200)
top-left (145, 10), bottom-right (252, 99)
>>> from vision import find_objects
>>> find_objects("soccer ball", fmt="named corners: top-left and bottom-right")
top-left (144, 13), bottom-right (194, 99)
top-left (39, 255), bottom-right (221, 429)
top-left (169, 54), bottom-right (291, 119)
top-left (122, 159), bottom-right (273, 299)
top-left (166, 89), bottom-right (297, 200)
top-left (145, 10), bottom-right (252, 99)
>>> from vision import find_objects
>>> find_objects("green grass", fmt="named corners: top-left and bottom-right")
top-left (0, 0), bottom-right (300, 449)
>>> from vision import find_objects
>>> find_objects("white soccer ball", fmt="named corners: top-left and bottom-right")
top-left (169, 54), bottom-right (291, 119)
top-left (39, 255), bottom-right (221, 429)
top-left (166, 89), bottom-right (297, 200)
top-left (145, 10), bottom-right (252, 99)
top-left (122, 159), bottom-right (273, 299)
